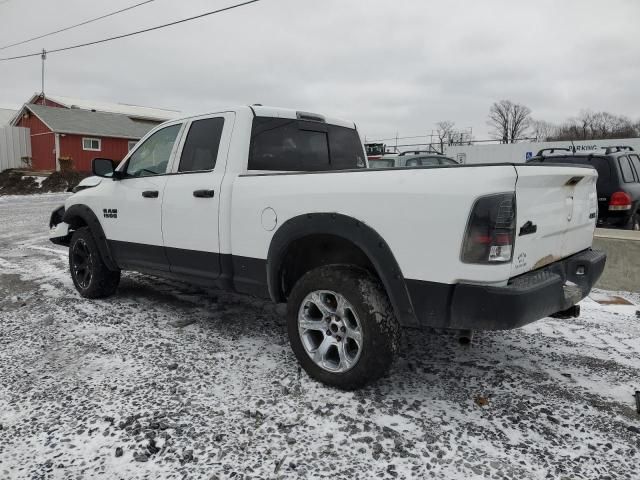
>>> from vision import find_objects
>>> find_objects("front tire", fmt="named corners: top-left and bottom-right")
top-left (69, 227), bottom-right (120, 298)
top-left (287, 265), bottom-right (400, 390)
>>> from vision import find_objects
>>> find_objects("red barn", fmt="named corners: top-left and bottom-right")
top-left (11, 94), bottom-right (179, 172)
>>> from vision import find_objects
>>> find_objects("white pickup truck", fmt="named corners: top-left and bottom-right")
top-left (49, 105), bottom-right (606, 389)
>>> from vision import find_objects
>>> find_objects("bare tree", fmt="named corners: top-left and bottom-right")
top-left (435, 121), bottom-right (455, 153)
top-left (487, 100), bottom-right (532, 143)
top-left (577, 110), bottom-right (595, 139)
top-left (488, 100), bottom-right (510, 143)
top-left (530, 119), bottom-right (557, 142)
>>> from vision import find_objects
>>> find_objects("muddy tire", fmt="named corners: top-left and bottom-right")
top-left (287, 265), bottom-right (400, 390)
top-left (69, 227), bottom-right (120, 298)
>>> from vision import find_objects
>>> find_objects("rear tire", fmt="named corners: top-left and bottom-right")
top-left (69, 227), bottom-right (120, 298)
top-left (287, 265), bottom-right (400, 390)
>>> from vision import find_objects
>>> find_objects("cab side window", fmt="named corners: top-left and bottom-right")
top-left (440, 157), bottom-right (458, 165)
top-left (618, 156), bottom-right (636, 183)
top-left (628, 154), bottom-right (640, 181)
top-left (126, 124), bottom-right (181, 177)
top-left (178, 117), bottom-right (225, 172)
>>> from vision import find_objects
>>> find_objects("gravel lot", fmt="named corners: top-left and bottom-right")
top-left (1, 193), bottom-right (639, 480)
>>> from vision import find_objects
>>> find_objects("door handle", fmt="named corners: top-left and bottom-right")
top-left (142, 190), bottom-right (159, 198)
top-left (193, 189), bottom-right (215, 198)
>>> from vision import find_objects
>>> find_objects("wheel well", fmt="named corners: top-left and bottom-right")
top-left (51, 214), bottom-right (87, 247)
top-left (278, 234), bottom-right (377, 300)
top-left (61, 206), bottom-right (119, 271)
top-left (65, 215), bottom-right (88, 230)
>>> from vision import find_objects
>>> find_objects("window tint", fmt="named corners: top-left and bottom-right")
top-left (629, 154), bottom-right (640, 181)
top-left (178, 117), bottom-right (224, 172)
top-left (249, 118), bottom-right (329, 171)
top-left (328, 125), bottom-right (366, 169)
top-left (406, 157), bottom-right (440, 167)
top-left (369, 159), bottom-right (395, 168)
top-left (248, 117), bottom-right (364, 171)
top-left (365, 143), bottom-right (384, 155)
top-left (126, 124), bottom-right (181, 177)
top-left (589, 157), bottom-right (612, 190)
top-left (618, 156), bottom-right (636, 183)
top-left (539, 156), bottom-right (614, 188)
top-left (440, 157), bottom-right (458, 165)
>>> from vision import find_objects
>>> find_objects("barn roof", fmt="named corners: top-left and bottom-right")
top-left (25, 104), bottom-right (159, 139)
top-left (0, 108), bottom-right (17, 126)
top-left (24, 93), bottom-right (180, 122)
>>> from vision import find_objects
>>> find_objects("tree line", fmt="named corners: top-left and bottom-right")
top-left (486, 99), bottom-right (640, 143)
top-left (436, 100), bottom-right (640, 145)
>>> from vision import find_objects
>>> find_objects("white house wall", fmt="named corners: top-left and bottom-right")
top-left (0, 126), bottom-right (31, 171)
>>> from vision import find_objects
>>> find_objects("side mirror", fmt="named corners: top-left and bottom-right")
top-left (92, 158), bottom-right (118, 179)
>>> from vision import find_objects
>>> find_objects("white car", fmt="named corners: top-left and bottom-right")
top-left (49, 106), bottom-right (606, 389)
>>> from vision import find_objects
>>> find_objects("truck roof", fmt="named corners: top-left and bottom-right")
top-left (251, 105), bottom-right (356, 129)
top-left (169, 105), bottom-right (356, 130)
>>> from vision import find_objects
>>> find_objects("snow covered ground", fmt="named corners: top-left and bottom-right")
top-left (0, 193), bottom-right (639, 480)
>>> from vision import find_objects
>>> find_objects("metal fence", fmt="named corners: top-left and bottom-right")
top-left (0, 126), bottom-right (31, 172)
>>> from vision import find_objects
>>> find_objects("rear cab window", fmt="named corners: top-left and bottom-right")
top-left (248, 117), bottom-right (365, 172)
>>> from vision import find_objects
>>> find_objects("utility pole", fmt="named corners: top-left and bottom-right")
top-left (41, 48), bottom-right (47, 105)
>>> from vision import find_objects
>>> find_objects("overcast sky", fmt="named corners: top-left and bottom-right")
top-left (1, 0), bottom-right (639, 140)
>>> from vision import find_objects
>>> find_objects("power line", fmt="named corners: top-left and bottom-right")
top-left (0, 0), bottom-right (157, 51)
top-left (0, 0), bottom-right (261, 62)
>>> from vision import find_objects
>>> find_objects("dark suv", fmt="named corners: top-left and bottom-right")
top-left (527, 146), bottom-right (640, 230)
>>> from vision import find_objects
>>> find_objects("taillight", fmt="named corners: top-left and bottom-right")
top-left (461, 193), bottom-right (516, 264)
top-left (609, 191), bottom-right (632, 211)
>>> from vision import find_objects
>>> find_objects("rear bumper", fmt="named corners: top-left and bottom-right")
top-left (598, 215), bottom-right (631, 228)
top-left (408, 249), bottom-right (606, 331)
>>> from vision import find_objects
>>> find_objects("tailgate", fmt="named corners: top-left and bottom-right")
top-left (511, 165), bottom-right (598, 277)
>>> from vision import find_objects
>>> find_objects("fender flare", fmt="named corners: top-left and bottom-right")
top-left (62, 204), bottom-right (119, 271)
top-left (267, 213), bottom-right (418, 327)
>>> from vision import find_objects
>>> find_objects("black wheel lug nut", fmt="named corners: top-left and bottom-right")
top-left (341, 326), bottom-right (346, 332)
top-left (326, 330), bottom-right (332, 336)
